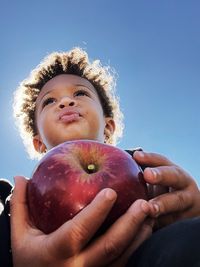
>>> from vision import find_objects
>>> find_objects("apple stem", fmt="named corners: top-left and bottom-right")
top-left (87, 164), bottom-right (96, 173)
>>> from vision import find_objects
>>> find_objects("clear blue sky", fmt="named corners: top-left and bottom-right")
top-left (0, 0), bottom-right (199, 185)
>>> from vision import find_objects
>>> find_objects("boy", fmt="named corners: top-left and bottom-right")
top-left (6, 47), bottom-right (200, 266)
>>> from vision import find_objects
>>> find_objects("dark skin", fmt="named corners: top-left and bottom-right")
top-left (134, 151), bottom-right (200, 228)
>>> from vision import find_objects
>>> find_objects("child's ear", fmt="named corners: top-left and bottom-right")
top-left (33, 135), bottom-right (47, 153)
top-left (104, 117), bottom-right (115, 141)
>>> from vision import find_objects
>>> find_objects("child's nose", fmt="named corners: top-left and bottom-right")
top-left (59, 96), bottom-right (76, 109)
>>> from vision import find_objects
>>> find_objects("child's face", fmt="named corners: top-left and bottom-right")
top-left (33, 74), bottom-right (115, 153)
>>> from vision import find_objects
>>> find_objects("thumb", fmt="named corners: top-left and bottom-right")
top-left (10, 176), bottom-right (30, 238)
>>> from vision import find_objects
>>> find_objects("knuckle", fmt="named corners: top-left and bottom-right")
top-left (127, 210), bottom-right (144, 227)
top-left (174, 191), bottom-right (187, 210)
top-left (174, 165), bottom-right (191, 185)
top-left (104, 238), bottom-right (121, 259)
top-left (174, 165), bottom-right (183, 178)
top-left (69, 220), bottom-right (90, 245)
top-left (129, 215), bottom-right (140, 225)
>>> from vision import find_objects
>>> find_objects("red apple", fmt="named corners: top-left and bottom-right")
top-left (27, 140), bottom-right (148, 234)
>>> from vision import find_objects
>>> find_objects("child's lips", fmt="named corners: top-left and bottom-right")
top-left (60, 113), bottom-right (80, 123)
top-left (59, 110), bottom-right (81, 123)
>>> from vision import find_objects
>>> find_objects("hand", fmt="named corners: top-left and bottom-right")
top-left (10, 176), bottom-right (155, 267)
top-left (133, 151), bottom-right (200, 229)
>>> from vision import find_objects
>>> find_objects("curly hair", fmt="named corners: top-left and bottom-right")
top-left (13, 47), bottom-right (124, 159)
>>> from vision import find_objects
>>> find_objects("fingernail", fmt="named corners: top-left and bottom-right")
top-left (147, 168), bottom-right (158, 182)
top-left (151, 202), bottom-right (160, 216)
top-left (151, 169), bottom-right (157, 178)
top-left (105, 189), bottom-right (117, 201)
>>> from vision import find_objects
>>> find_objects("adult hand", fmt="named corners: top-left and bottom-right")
top-left (133, 151), bottom-right (200, 229)
top-left (11, 176), bottom-right (154, 267)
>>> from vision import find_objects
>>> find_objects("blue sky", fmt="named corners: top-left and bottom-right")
top-left (0, 0), bottom-right (199, 185)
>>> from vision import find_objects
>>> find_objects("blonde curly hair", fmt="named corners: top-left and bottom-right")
top-left (13, 47), bottom-right (124, 159)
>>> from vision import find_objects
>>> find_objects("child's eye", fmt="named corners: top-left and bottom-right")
top-left (74, 89), bottom-right (90, 97)
top-left (42, 97), bottom-right (56, 108)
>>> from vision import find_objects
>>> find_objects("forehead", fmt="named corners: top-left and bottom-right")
top-left (37, 74), bottom-right (96, 100)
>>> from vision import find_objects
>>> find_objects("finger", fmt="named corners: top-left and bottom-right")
top-left (47, 188), bottom-right (117, 259)
top-left (143, 166), bottom-right (192, 189)
top-left (109, 218), bottom-right (154, 267)
top-left (149, 189), bottom-right (193, 217)
top-left (147, 184), bottom-right (169, 199)
top-left (10, 176), bottom-right (31, 238)
top-left (83, 199), bottom-right (151, 266)
top-left (154, 213), bottom-right (180, 229)
top-left (133, 151), bottom-right (173, 167)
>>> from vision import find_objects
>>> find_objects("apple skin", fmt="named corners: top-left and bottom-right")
top-left (27, 140), bottom-right (148, 234)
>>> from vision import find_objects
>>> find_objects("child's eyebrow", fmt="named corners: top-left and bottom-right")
top-left (38, 90), bottom-right (52, 103)
top-left (74, 84), bottom-right (96, 94)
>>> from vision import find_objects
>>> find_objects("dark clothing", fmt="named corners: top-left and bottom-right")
top-left (0, 179), bottom-right (12, 267)
top-left (127, 217), bottom-right (200, 267)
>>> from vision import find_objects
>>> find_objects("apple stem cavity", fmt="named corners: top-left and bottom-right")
top-left (87, 164), bottom-right (96, 174)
